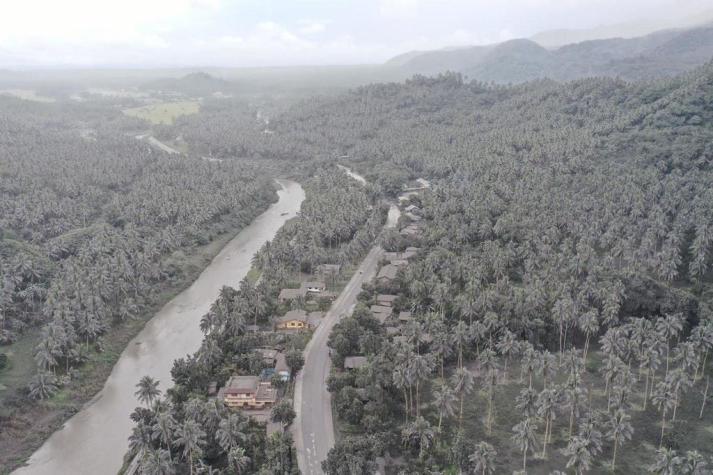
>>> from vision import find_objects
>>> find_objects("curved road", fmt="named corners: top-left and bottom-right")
top-left (293, 194), bottom-right (399, 474)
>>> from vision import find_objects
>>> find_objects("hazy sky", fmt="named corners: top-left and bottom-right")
top-left (0, 0), bottom-right (710, 68)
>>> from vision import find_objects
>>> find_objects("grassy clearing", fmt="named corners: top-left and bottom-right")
top-left (123, 100), bottom-right (200, 125)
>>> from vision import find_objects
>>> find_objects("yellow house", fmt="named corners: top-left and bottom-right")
top-left (275, 310), bottom-right (310, 331)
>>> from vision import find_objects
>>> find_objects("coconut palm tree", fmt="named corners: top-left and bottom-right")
top-left (537, 350), bottom-right (557, 390)
top-left (227, 446), bottom-right (250, 474)
top-left (135, 375), bottom-right (161, 408)
top-left (174, 419), bottom-right (206, 475)
top-left (432, 381), bottom-right (457, 433)
top-left (516, 387), bottom-right (539, 419)
top-left (478, 348), bottom-right (498, 434)
top-left (450, 365), bottom-right (475, 428)
top-left (606, 408), bottom-right (633, 471)
top-left (652, 380), bottom-right (676, 448)
top-left (393, 365), bottom-right (411, 420)
top-left (139, 448), bottom-right (173, 475)
top-left (401, 416), bottom-right (435, 461)
top-left (536, 387), bottom-right (560, 458)
top-left (409, 353), bottom-right (434, 417)
top-left (152, 411), bottom-right (177, 461)
top-left (496, 329), bottom-right (517, 377)
top-left (649, 447), bottom-right (682, 475)
top-left (216, 413), bottom-right (247, 454)
top-left (563, 436), bottom-right (592, 475)
top-left (656, 313), bottom-right (684, 379)
top-left (27, 371), bottom-right (58, 400)
top-left (512, 417), bottom-right (537, 472)
top-left (468, 441), bottom-right (497, 475)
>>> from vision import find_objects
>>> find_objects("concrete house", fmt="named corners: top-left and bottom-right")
top-left (220, 375), bottom-right (277, 409)
top-left (344, 356), bottom-right (368, 370)
top-left (377, 264), bottom-right (399, 282)
top-left (316, 264), bottom-right (341, 276)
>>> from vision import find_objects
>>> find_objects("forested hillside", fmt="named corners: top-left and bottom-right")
top-left (388, 25), bottom-right (713, 83)
top-left (160, 62), bottom-right (713, 472)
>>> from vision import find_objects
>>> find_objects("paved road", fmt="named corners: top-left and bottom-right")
top-left (293, 204), bottom-right (399, 475)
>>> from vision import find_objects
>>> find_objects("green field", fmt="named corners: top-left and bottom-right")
top-left (123, 100), bottom-right (200, 125)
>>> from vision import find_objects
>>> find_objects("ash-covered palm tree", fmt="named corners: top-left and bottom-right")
top-left (578, 309), bottom-right (599, 364)
top-left (681, 450), bottom-right (707, 474)
top-left (450, 365), bottom-right (475, 428)
top-left (606, 408), bottom-right (633, 471)
top-left (511, 417), bottom-right (537, 472)
top-left (649, 447), bottom-right (682, 475)
top-left (228, 446), bottom-right (250, 474)
top-left (393, 365), bottom-right (411, 420)
top-left (563, 435), bottom-right (592, 475)
top-left (496, 329), bottom-right (517, 376)
top-left (516, 387), bottom-right (539, 419)
top-left (432, 381), bottom-right (457, 433)
top-left (174, 419), bottom-right (206, 475)
top-left (135, 375), bottom-right (161, 407)
top-left (656, 313), bottom-right (684, 379)
top-left (537, 387), bottom-right (560, 458)
top-left (216, 413), bottom-right (247, 454)
top-left (402, 416), bottom-right (435, 460)
top-left (478, 348), bottom-right (499, 434)
top-left (152, 411), bottom-right (176, 461)
top-left (652, 380), bottom-right (676, 448)
top-left (28, 371), bottom-right (58, 400)
top-left (410, 353), bottom-right (434, 417)
top-left (468, 441), bottom-right (497, 475)
top-left (139, 448), bottom-right (173, 475)
top-left (537, 350), bottom-right (557, 390)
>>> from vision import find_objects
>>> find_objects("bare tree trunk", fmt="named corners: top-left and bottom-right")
top-left (612, 435), bottom-right (619, 471)
top-left (659, 408), bottom-right (667, 448)
top-left (700, 376), bottom-right (709, 420)
top-left (643, 368), bottom-right (650, 410)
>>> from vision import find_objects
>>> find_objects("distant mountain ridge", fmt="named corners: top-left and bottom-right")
top-left (387, 24), bottom-right (713, 83)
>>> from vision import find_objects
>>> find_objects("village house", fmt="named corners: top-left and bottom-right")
top-left (376, 294), bottom-right (398, 307)
top-left (404, 204), bottom-right (420, 213)
top-left (398, 311), bottom-right (413, 323)
top-left (377, 264), bottom-right (399, 283)
top-left (220, 375), bottom-right (277, 409)
top-left (400, 224), bottom-right (421, 237)
top-left (344, 356), bottom-right (368, 370)
top-left (278, 288), bottom-right (305, 304)
top-left (275, 309), bottom-right (310, 331)
top-left (370, 304), bottom-right (392, 324)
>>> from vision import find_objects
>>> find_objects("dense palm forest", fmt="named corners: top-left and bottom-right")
top-left (0, 94), bottom-right (278, 466)
top-left (159, 64), bottom-right (713, 472)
